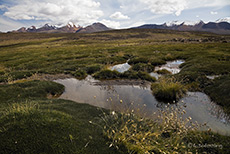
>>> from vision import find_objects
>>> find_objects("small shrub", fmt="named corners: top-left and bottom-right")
top-left (151, 78), bottom-right (187, 103)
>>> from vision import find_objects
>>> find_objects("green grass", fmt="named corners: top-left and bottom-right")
top-left (0, 79), bottom-right (229, 153)
top-left (0, 29), bottom-right (230, 153)
top-left (151, 78), bottom-right (187, 103)
top-left (93, 69), bottom-right (156, 82)
top-left (131, 63), bottom-right (155, 73)
top-left (156, 69), bottom-right (172, 75)
top-left (204, 74), bottom-right (230, 114)
top-left (0, 80), bottom-right (126, 154)
top-left (0, 80), bottom-right (64, 105)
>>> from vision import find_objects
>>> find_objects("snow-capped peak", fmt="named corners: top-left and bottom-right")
top-left (182, 20), bottom-right (203, 26)
top-left (43, 23), bottom-right (53, 27)
top-left (166, 21), bottom-right (183, 26)
top-left (166, 20), bottom-right (204, 27)
top-left (216, 17), bottom-right (230, 23)
top-left (28, 26), bottom-right (36, 29)
top-left (67, 21), bottom-right (75, 27)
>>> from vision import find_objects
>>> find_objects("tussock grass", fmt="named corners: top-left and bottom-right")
top-left (100, 102), bottom-right (230, 153)
top-left (151, 77), bottom-right (187, 103)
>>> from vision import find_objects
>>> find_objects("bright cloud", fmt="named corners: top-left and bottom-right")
top-left (139, 0), bottom-right (187, 16)
top-left (110, 12), bottom-right (130, 20)
top-left (0, 15), bottom-right (25, 32)
top-left (100, 19), bottom-right (120, 28)
top-left (210, 11), bottom-right (218, 15)
top-left (2, 0), bottom-right (103, 26)
top-left (0, 0), bottom-right (230, 31)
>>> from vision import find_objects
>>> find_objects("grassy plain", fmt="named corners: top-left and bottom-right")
top-left (0, 29), bottom-right (230, 153)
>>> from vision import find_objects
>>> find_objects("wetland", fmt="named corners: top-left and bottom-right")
top-left (0, 29), bottom-right (230, 153)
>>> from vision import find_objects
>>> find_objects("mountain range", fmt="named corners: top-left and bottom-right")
top-left (134, 20), bottom-right (230, 34)
top-left (10, 18), bottom-right (230, 34)
top-left (13, 22), bottom-right (111, 34)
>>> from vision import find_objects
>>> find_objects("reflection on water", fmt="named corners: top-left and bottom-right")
top-left (149, 72), bottom-right (161, 80)
top-left (110, 62), bottom-right (131, 73)
top-left (155, 60), bottom-right (185, 74)
top-left (54, 76), bottom-right (230, 135)
top-left (150, 60), bottom-right (185, 80)
top-left (206, 75), bottom-right (221, 80)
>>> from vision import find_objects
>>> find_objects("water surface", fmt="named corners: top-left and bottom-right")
top-left (110, 62), bottom-right (131, 73)
top-left (54, 76), bottom-right (230, 135)
top-left (154, 60), bottom-right (185, 74)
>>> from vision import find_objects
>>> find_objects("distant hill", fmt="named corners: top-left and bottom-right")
top-left (76, 23), bottom-right (112, 33)
top-left (134, 20), bottom-right (230, 34)
top-left (11, 22), bottom-right (111, 33)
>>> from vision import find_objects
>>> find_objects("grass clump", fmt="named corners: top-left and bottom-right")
top-left (72, 69), bottom-right (87, 79)
top-left (151, 78), bottom-right (187, 103)
top-left (94, 69), bottom-right (156, 82)
top-left (150, 59), bottom-right (166, 66)
top-left (93, 69), bottom-right (121, 80)
top-left (0, 80), bottom-right (64, 103)
top-left (131, 63), bottom-right (155, 73)
top-left (0, 103), bottom-right (79, 154)
top-left (100, 102), bottom-right (229, 153)
top-left (204, 74), bottom-right (230, 114)
top-left (128, 57), bottom-right (149, 65)
top-left (156, 69), bottom-right (172, 75)
top-left (85, 65), bottom-right (101, 74)
top-left (121, 71), bottom-right (156, 82)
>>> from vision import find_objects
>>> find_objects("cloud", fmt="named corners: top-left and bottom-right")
top-left (110, 12), bottom-right (130, 20)
top-left (139, 0), bottom-right (187, 16)
top-left (100, 19), bottom-right (120, 28)
top-left (0, 15), bottom-right (25, 32)
top-left (210, 11), bottom-right (218, 15)
top-left (2, 0), bottom-right (103, 26)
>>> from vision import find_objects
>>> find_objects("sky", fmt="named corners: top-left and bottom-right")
top-left (0, 0), bottom-right (230, 32)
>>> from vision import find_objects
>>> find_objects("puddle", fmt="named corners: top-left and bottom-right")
top-left (150, 60), bottom-right (185, 80)
top-left (206, 75), bottom-right (220, 80)
top-left (110, 62), bottom-right (131, 73)
top-left (149, 72), bottom-right (161, 80)
top-left (54, 76), bottom-right (230, 135)
top-left (155, 60), bottom-right (185, 74)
